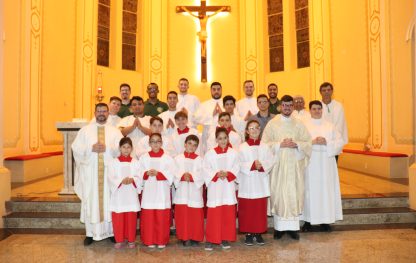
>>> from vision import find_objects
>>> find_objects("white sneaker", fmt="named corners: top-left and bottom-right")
top-left (148, 245), bottom-right (156, 248)
top-left (157, 245), bottom-right (166, 249)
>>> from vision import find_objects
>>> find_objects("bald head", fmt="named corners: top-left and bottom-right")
top-left (293, 95), bottom-right (305, 111)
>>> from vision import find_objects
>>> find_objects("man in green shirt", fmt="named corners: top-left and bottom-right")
top-left (143, 82), bottom-right (168, 116)
top-left (268, 83), bottom-right (281, 115)
top-left (117, 83), bottom-right (133, 118)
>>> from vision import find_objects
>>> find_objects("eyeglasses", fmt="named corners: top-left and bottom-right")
top-left (149, 140), bottom-right (162, 144)
top-left (248, 127), bottom-right (260, 131)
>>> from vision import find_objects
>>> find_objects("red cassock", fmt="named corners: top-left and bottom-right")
top-left (238, 197), bottom-right (268, 233)
top-left (112, 211), bottom-right (138, 243)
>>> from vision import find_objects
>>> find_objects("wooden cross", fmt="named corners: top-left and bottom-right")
top-left (176, 0), bottom-right (231, 83)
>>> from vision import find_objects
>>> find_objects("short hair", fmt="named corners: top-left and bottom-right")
top-left (243, 80), bottom-right (254, 86)
top-left (215, 127), bottom-right (229, 139)
top-left (95, 103), bottom-right (108, 111)
top-left (109, 96), bottom-right (122, 104)
top-left (149, 133), bottom-right (162, 141)
top-left (119, 137), bottom-right (133, 148)
top-left (174, 111), bottom-right (188, 120)
top-left (218, 112), bottom-right (231, 121)
top-left (211, 81), bottom-right (222, 88)
top-left (185, 134), bottom-right (199, 145)
top-left (167, 91), bottom-right (178, 97)
top-left (257, 94), bottom-right (269, 102)
top-left (178, 78), bottom-right (189, 83)
top-left (309, 100), bottom-right (323, 109)
top-left (280, 95), bottom-right (294, 103)
top-left (223, 95), bottom-right (236, 106)
top-left (130, 96), bottom-right (144, 104)
top-left (119, 83), bottom-right (131, 91)
top-left (245, 119), bottom-right (261, 141)
top-left (267, 83), bottom-right (278, 89)
top-left (150, 116), bottom-right (163, 125)
top-left (147, 82), bottom-right (159, 90)
top-left (319, 82), bottom-right (333, 92)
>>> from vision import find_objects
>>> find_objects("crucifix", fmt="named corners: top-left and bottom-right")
top-left (176, 0), bottom-right (231, 83)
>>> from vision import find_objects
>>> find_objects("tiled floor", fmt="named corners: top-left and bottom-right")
top-left (0, 230), bottom-right (416, 262)
top-left (11, 168), bottom-right (409, 199)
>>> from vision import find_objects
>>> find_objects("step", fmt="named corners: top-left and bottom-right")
top-left (4, 212), bottom-right (84, 229)
top-left (341, 197), bottom-right (408, 209)
top-left (335, 207), bottom-right (416, 225)
top-left (6, 200), bottom-right (81, 213)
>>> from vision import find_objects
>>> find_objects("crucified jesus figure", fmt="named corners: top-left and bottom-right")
top-left (181, 7), bottom-right (227, 59)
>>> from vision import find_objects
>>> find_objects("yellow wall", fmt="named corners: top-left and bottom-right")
top-left (1, 0), bottom-right (415, 159)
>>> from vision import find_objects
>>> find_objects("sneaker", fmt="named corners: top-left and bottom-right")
top-left (204, 242), bottom-right (213, 251)
top-left (273, 230), bottom-right (284, 240)
top-left (127, 242), bottom-right (136, 249)
top-left (221, 241), bottom-right (231, 249)
top-left (157, 245), bottom-right (166, 249)
top-left (114, 242), bottom-right (123, 249)
top-left (244, 234), bottom-right (254, 246)
top-left (83, 237), bottom-right (93, 246)
top-left (182, 240), bottom-right (191, 247)
top-left (108, 237), bottom-right (116, 243)
top-left (148, 245), bottom-right (156, 248)
top-left (255, 234), bottom-right (265, 245)
top-left (287, 231), bottom-right (300, 240)
top-left (301, 222), bottom-right (312, 232)
top-left (190, 240), bottom-right (200, 247)
top-left (170, 228), bottom-right (176, 236)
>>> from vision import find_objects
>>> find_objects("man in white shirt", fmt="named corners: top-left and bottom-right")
top-left (292, 95), bottom-right (310, 122)
top-left (193, 82), bottom-right (224, 153)
top-left (158, 91), bottom-right (179, 136)
top-left (117, 96), bottom-right (152, 149)
top-left (177, 78), bottom-right (200, 128)
top-left (319, 82), bottom-right (348, 161)
top-left (236, 80), bottom-right (259, 121)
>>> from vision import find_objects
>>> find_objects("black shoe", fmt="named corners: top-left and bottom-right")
top-left (244, 234), bottom-right (254, 246)
top-left (273, 230), bottom-right (284, 240)
top-left (170, 228), bottom-right (176, 236)
top-left (83, 237), bottom-right (93, 246)
top-left (182, 240), bottom-right (191, 247)
top-left (254, 234), bottom-right (265, 245)
top-left (190, 240), bottom-right (200, 247)
top-left (301, 222), bottom-right (312, 232)
top-left (320, 224), bottom-right (332, 232)
top-left (108, 236), bottom-right (116, 243)
top-left (287, 231), bottom-right (300, 240)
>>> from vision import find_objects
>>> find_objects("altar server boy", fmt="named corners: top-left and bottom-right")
top-left (108, 137), bottom-right (141, 249)
top-left (206, 112), bottom-right (242, 152)
top-left (173, 135), bottom-right (204, 246)
top-left (203, 127), bottom-right (239, 251)
top-left (238, 120), bottom-right (274, 246)
top-left (170, 111), bottom-right (201, 157)
top-left (138, 133), bottom-right (175, 248)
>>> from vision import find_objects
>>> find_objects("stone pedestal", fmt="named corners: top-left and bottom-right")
top-left (409, 163), bottom-right (416, 210)
top-left (56, 121), bottom-right (88, 195)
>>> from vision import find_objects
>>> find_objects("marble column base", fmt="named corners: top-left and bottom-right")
top-left (409, 163), bottom-right (416, 210)
top-left (0, 166), bottom-right (11, 228)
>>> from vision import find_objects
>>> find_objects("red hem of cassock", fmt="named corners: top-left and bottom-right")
top-left (140, 209), bottom-right (171, 245)
top-left (112, 212), bottom-right (138, 243)
top-left (174, 205), bottom-right (204, 242)
top-left (206, 205), bottom-right (237, 244)
top-left (238, 197), bottom-right (268, 233)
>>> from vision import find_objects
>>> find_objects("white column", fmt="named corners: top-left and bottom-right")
top-left (0, 0), bottom-right (12, 228)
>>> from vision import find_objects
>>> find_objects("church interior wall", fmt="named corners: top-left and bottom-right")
top-left (1, 0), bottom-right (415, 161)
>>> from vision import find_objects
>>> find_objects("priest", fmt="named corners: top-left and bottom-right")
top-left (261, 95), bottom-right (311, 240)
top-left (301, 100), bottom-right (344, 232)
top-left (236, 80), bottom-right (259, 121)
top-left (72, 103), bottom-right (123, 245)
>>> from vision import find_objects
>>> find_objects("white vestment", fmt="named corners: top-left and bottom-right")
top-left (192, 98), bottom-right (224, 153)
top-left (173, 154), bottom-right (204, 208)
top-left (236, 97), bottom-right (259, 119)
top-left (237, 141), bottom-right (274, 199)
top-left (72, 122), bottom-right (123, 240)
top-left (117, 115), bottom-right (151, 149)
top-left (90, 114), bottom-right (121, 127)
top-left (108, 158), bottom-right (142, 213)
top-left (261, 115), bottom-right (312, 231)
top-left (177, 93), bottom-right (200, 128)
top-left (321, 99), bottom-right (348, 148)
top-left (292, 109), bottom-right (310, 123)
top-left (206, 130), bottom-right (242, 152)
top-left (169, 127), bottom-right (201, 157)
top-left (302, 118), bottom-right (345, 224)
top-left (203, 147), bottom-right (240, 207)
top-left (158, 109), bottom-right (178, 136)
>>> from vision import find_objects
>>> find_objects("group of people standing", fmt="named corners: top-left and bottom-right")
top-left (72, 78), bottom-right (348, 251)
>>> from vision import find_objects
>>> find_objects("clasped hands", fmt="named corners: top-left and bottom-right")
top-left (254, 160), bottom-right (263, 170)
top-left (92, 142), bottom-right (106, 153)
top-left (182, 172), bottom-right (192, 182)
top-left (146, 169), bottom-right (158, 177)
top-left (217, 170), bottom-right (228, 180)
top-left (312, 136), bottom-right (327, 145)
top-left (280, 138), bottom-right (298, 148)
top-left (121, 177), bottom-right (134, 185)
top-left (212, 103), bottom-right (223, 116)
